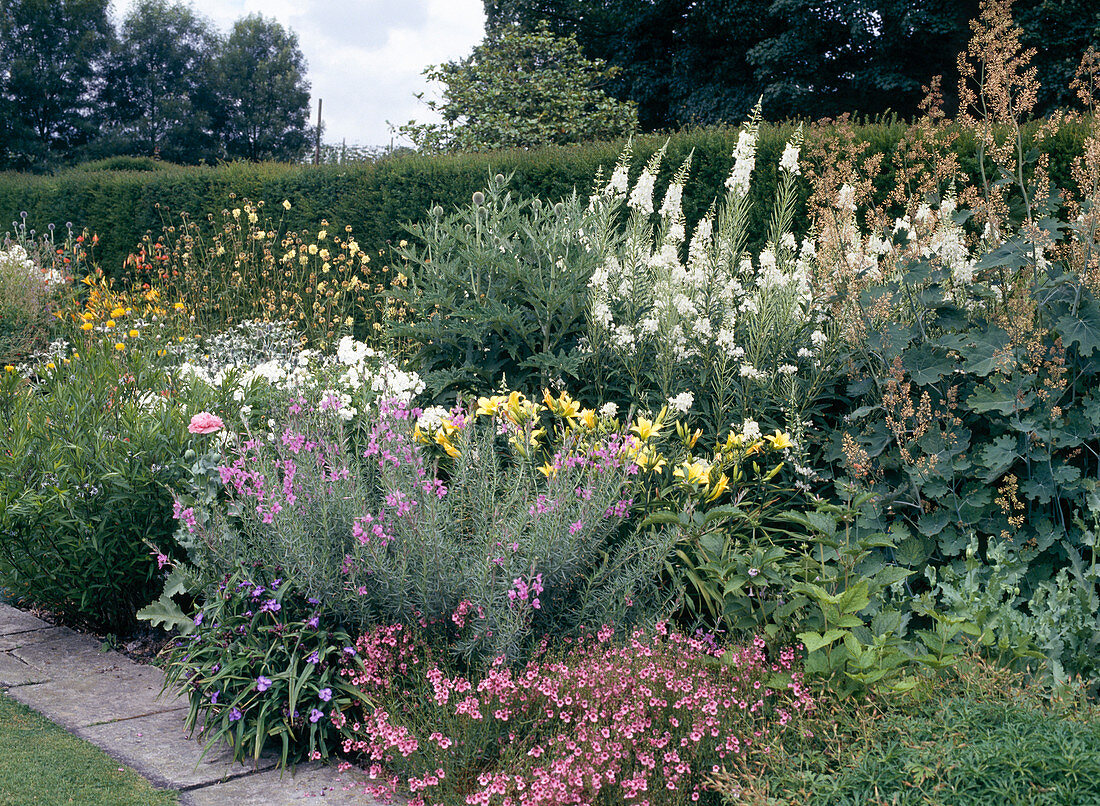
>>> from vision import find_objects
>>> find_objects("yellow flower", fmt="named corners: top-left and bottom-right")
top-left (105, 319), bottom-right (115, 329)
top-left (538, 462), bottom-right (557, 478)
top-left (476, 395), bottom-right (505, 416)
top-left (46, 362), bottom-right (56, 370)
top-left (434, 431), bottom-right (460, 458)
top-left (81, 322), bottom-right (94, 331)
top-left (579, 408), bottom-right (596, 430)
top-left (631, 416), bottom-right (662, 442)
top-left (543, 389), bottom-right (580, 424)
top-left (110, 307), bottom-right (126, 319)
top-left (673, 458), bottom-right (712, 486)
top-left (114, 343), bottom-right (125, 351)
top-left (282, 199), bottom-right (291, 210)
top-left (635, 445), bottom-right (667, 473)
top-left (317, 230), bottom-right (327, 241)
top-left (81, 311), bottom-right (95, 322)
top-left (4, 365), bottom-right (15, 372)
top-left (128, 329), bottom-right (139, 338)
top-left (174, 302), bottom-right (186, 311)
top-left (706, 473), bottom-right (730, 502)
top-left (764, 430), bottom-right (793, 450)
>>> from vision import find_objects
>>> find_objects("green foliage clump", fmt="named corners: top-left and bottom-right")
top-left (161, 567), bottom-right (369, 768)
top-left (0, 341), bottom-right (189, 632)
top-left (399, 21), bottom-right (636, 153)
top-left (391, 174), bottom-right (596, 401)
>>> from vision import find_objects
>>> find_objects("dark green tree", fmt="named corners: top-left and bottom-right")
top-left (98, 0), bottom-right (218, 163)
top-left (1015, 0), bottom-right (1100, 114)
top-left (484, 0), bottom-right (1097, 126)
top-left (400, 21), bottom-right (637, 152)
top-left (0, 0), bottom-right (113, 169)
top-left (213, 14), bottom-right (311, 162)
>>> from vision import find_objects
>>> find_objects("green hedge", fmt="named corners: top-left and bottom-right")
top-left (0, 120), bottom-right (1089, 276)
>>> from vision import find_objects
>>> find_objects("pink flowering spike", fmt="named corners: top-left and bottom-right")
top-left (188, 412), bottom-right (225, 434)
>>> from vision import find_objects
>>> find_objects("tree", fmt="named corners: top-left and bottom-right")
top-left (1015, 0), bottom-right (1100, 114)
top-left (0, 0), bottom-right (113, 169)
top-left (484, 0), bottom-right (1096, 127)
top-left (399, 21), bottom-right (637, 152)
top-left (98, 0), bottom-right (218, 163)
top-left (213, 14), bottom-right (310, 162)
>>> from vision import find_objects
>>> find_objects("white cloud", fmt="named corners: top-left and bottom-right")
top-left (109, 0), bottom-right (485, 147)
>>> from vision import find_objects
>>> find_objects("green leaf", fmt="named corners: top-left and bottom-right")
top-left (798, 629), bottom-right (847, 653)
top-left (640, 511), bottom-right (682, 529)
top-left (835, 581), bottom-right (870, 615)
top-left (137, 595), bottom-right (194, 635)
top-left (1057, 300), bottom-right (1100, 357)
top-left (902, 343), bottom-right (953, 385)
top-left (967, 385), bottom-right (1034, 415)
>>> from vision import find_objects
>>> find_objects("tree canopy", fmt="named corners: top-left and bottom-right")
top-left (399, 21), bottom-right (637, 152)
top-left (0, 0), bottom-right (312, 170)
top-left (483, 0), bottom-right (1098, 127)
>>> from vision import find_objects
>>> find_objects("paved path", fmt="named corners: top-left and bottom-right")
top-left (0, 603), bottom-right (381, 805)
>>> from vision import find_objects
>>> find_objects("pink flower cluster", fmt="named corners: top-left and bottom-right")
top-left (340, 620), bottom-right (815, 806)
top-left (506, 574), bottom-right (544, 610)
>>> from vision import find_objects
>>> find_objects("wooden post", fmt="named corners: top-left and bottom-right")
top-left (314, 98), bottom-right (322, 165)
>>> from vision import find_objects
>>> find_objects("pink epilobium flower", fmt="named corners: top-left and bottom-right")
top-left (188, 412), bottom-right (224, 434)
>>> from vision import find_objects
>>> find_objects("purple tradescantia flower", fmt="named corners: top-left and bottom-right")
top-left (256, 675), bottom-right (272, 692)
top-left (228, 707), bottom-right (242, 722)
top-left (309, 708), bottom-right (324, 723)
top-left (318, 687), bottom-right (332, 702)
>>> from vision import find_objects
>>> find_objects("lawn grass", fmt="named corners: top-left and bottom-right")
top-left (714, 658), bottom-right (1100, 806)
top-left (0, 692), bottom-right (177, 806)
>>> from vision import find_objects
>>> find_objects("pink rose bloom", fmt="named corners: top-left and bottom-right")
top-left (188, 412), bottom-right (224, 434)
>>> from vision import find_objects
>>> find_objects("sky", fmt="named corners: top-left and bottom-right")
top-left (108, 0), bottom-right (487, 148)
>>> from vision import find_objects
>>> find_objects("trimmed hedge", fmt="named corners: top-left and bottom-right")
top-left (0, 119), bottom-right (1089, 276)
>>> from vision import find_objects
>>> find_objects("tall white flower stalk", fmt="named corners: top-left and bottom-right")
top-left (586, 108), bottom-right (829, 438)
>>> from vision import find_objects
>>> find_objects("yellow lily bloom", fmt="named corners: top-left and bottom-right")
top-left (765, 430), bottom-right (794, 450)
top-left (631, 416), bottom-right (662, 441)
top-left (579, 408), bottom-right (596, 430)
top-left (434, 431), bottom-right (460, 459)
top-left (706, 473), bottom-right (730, 502)
top-left (635, 445), bottom-right (667, 472)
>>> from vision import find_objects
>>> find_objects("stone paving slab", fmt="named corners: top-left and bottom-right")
top-left (11, 629), bottom-right (132, 677)
top-left (0, 625), bottom-right (68, 651)
top-left (0, 603), bottom-right (50, 635)
top-left (76, 709), bottom-right (277, 790)
top-left (0, 601), bottom-right (383, 805)
top-left (181, 762), bottom-right (378, 806)
top-left (9, 668), bottom-right (185, 728)
top-left (0, 651), bottom-right (50, 686)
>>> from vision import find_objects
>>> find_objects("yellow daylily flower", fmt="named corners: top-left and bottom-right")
top-left (477, 395), bottom-right (506, 417)
top-left (673, 459), bottom-right (712, 486)
top-left (631, 416), bottom-right (662, 442)
top-left (579, 408), bottom-right (596, 430)
top-left (434, 431), bottom-right (460, 458)
top-left (764, 430), bottom-right (794, 450)
top-left (538, 462), bottom-right (558, 478)
top-left (635, 445), bottom-right (667, 473)
top-left (706, 473), bottom-right (730, 502)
